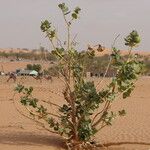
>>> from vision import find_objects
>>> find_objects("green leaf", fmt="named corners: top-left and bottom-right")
top-left (59, 104), bottom-right (71, 114)
top-left (123, 88), bottom-right (132, 99)
top-left (20, 96), bottom-right (28, 106)
top-left (58, 3), bottom-right (69, 13)
top-left (40, 20), bottom-right (51, 32)
top-left (108, 93), bottom-right (116, 101)
top-left (50, 30), bottom-right (56, 38)
top-left (29, 98), bottom-right (38, 108)
top-left (54, 123), bottom-right (59, 131)
top-left (15, 84), bottom-right (24, 93)
top-left (124, 30), bottom-right (141, 47)
top-left (118, 109), bottom-right (126, 116)
top-left (37, 105), bottom-right (47, 115)
top-left (58, 3), bottom-right (64, 9)
top-left (72, 13), bottom-right (78, 19)
top-left (74, 7), bottom-right (81, 14)
top-left (47, 118), bottom-right (55, 127)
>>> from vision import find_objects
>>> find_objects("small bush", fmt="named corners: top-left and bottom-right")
top-left (26, 64), bottom-right (42, 72)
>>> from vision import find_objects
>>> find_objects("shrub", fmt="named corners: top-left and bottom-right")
top-left (26, 64), bottom-right (42, 72)
top-left (15, 3), bottom-right (143, 150)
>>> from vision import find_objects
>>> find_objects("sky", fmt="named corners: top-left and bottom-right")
top-left (0, 0), bottom-right (149, 51)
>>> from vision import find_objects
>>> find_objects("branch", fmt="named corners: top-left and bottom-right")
top-left (71, 33), bottom-right (78, 47)
top-left (96, 57), bottom-right (112, 89)
top-left (127, 46), bottom-right (133, 62)
top-left (111, 34), bottom-right (120, 48)
top-left (39, 99), bottom-right (61, 109)
top-left (96, 34), bottom-right (120, 89)
top-left (54, 30), bottom-right (64, 48)
top-left (92, 101), bottom-right (109, 124)
top-left (12, 94), bottom-right (59, 134)
top-left (93, 83), bottom-right (116, 127)
top-left (25, 106), bottom-right (61, 119)
top-left (46, 32), bottom-right (68, 63)
top-left (92, 101), bottom-right (111, 127)
top-left (97, 123), bottom-right (107, 131)
top-left (61, 12), bottom-right (70, 51)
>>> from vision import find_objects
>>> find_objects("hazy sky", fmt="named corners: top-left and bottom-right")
top-left (0, 0), bottom-right (149, 51)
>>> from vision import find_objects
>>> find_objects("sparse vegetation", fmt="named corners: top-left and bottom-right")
top-left (44, 66), bottom-right (60, 77)
top-left (26, 64), bottom-right (42, 73)
top-left (15, 3), bottom-right (144, 150)
top-left (0, 48), bottom-right (56, 61)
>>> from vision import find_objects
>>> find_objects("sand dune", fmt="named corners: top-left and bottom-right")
top-left (1, 47), bottom-right (150, 56)
top-left (94, 48), bottom-right (150, 57)
top-left (0, 48), bottom-right (30, 53)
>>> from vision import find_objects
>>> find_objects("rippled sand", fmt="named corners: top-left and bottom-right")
top-left (0, 76), bottom-right (150, 150)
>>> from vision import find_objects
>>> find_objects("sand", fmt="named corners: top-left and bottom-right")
top-left (0, 76), bottom-right (150, 150)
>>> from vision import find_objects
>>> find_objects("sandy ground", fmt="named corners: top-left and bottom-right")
top-left (0, 76), bottom-right (150, 150)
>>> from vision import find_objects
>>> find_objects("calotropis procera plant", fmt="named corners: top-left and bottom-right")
top-left (15, 3), bottom-right (143, 150)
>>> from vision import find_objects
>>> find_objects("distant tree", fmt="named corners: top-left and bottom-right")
top-left (26, 64), bottom-right (42, 72)
top-left (0, 52), bottom-right (9, 58)
top-left (47, 53), bottom-right (57, 61)
top-left (22, 48), bottom-right (29, 51)
top-left (33, 64), bottom-right (42, 72)
top-left (39, 46), bottom-right (45, 52)
top-left (26, 64), bottom-right (33, 70)
top-left (47, 66), bottom-right (59, 77)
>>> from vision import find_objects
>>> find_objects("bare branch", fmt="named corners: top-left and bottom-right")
top-left (111, 34), bottom-right (120, 48)
top-left (12, 95), bottom-right (58, 134)
top-left (39, 99), bottom-right (61, 109)
top-left (96, 34), bottom-right (120, 89)
top-left (71, 33), bottom-right (78, 47)
top-left (92, 101), bottom-right (111, 127)
top-left (92, 101), bottom-right (109, 125)
top-left (96, 57), bottom-right (112, 89)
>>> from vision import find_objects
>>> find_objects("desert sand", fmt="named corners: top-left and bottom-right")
top-left (0, 76), bottom-right (150, 150)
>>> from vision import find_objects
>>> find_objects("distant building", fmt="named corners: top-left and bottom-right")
top-left (17, 69), bottom-right (38, 76)
top-left (86, 70), bottom-right (116, 78)
top-left (29, 70), bottom-right (38, 76)
top-left (17, 70), bottom-right (31, 76)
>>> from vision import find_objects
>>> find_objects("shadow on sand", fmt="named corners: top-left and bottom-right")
top-left (1, 131), bottom-right (150, 150)
top-left (98, 141), bottom-right (150, 150)
top-left (0, 131), bottom-right (66, 149)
